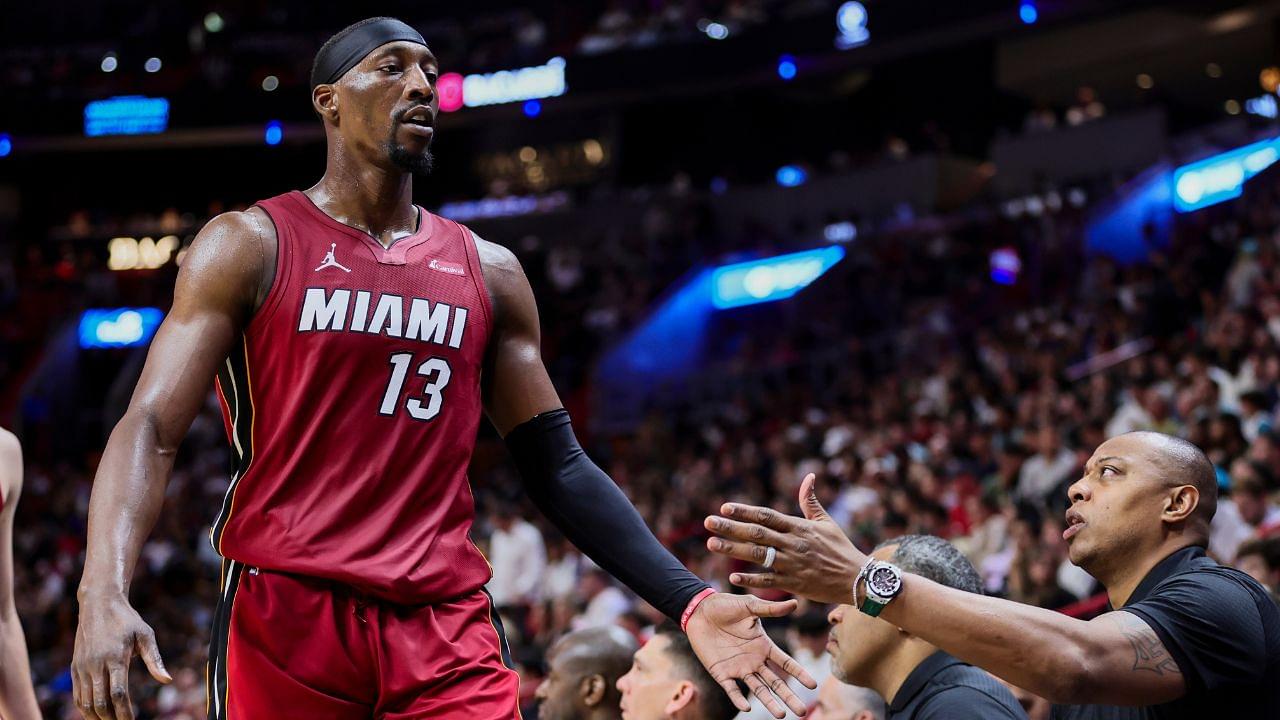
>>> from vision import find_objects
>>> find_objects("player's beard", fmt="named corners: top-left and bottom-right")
top-left (388, 135), bottom-right (434, 175)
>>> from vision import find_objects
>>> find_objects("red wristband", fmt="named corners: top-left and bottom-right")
top-left (680, 588), bottom-right (717, 632)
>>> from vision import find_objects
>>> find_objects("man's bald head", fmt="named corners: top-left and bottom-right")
top-left (1121, 431), bottom-right (1217, 525)
top-left (538, 626), bottom-right (638, 720)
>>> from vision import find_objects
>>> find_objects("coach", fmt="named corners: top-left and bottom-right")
top-left (705, 432), bottom-right (1280, 718)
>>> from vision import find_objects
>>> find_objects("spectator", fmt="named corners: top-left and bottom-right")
top-left (574, 567), bottom-right (632, 630)
top-left (808, 677), bottom-right (884, 720)
top-left (617, 625), bottom-right (739, 720)
top-left (1234, 537), bottom-right (1280, 599)
top-left (488, 498), bottom-right (548, 619)
top-left (536, 625), bottom-right (637, 720)
top-left (825, 536), bottom-right (1025, 718)
top-left (1015, 426), bottom-right (1076, 507)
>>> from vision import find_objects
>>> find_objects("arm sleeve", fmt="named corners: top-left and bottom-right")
top-left (1121, 568), bottom-right (1268, 693)
top-left (504, 409), bottom-right (712, 623)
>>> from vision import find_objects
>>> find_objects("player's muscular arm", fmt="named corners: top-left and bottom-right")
top-left (475, 237), bottom-right (563, 432)
top-left (0, 431), bottom-right (41, 720)
top-left (73, 209), bottom-right (273, 720)
top-left (476, 238), bottom-right (816, 719)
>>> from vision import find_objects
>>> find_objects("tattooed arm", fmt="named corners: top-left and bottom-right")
top-left (870, 573), bottom-right (1186, 706)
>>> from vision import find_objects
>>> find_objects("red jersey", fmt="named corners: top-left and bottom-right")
top-left (211, 190), bottom-right (494, 604)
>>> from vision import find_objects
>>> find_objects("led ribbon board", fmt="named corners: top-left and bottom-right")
top-left (79, 308), bottom-right (164, 348)
top-left (1173, 136), bottom-right (1280, 212)
top-left (712, 247), bottom-right (845, 309)
top-left (84, 96), bottom-right (170, 137)
top-left (438, 58), bottom-right (566, 112)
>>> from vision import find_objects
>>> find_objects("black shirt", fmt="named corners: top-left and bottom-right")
top-left (889, 651), bottom-right (1027, 719)
top-left (1052, 546), bottom-right (1280, 720)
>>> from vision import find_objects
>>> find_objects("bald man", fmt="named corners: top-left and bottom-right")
top-left (808, 677), bottom-right (883, 720)
top-left (707, 432), bottom-right (1280, 718)
top-left (536, 626), bottom-right (638, 720)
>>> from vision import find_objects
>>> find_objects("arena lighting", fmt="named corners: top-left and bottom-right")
top-left (264, 120), bottom-right (283, 146)
top-left (990, 247), bottom-right (1022, 285)
top-left (777, 55), bottom-right (797, 81)
top-left (203, 12), bottom-right (225, 33)
top-left (1246, 94), bottom-right (1278, 119)
top-left (1173, 137), bottom-right (1280, 212)
top-left (83, 96), bottom-right (169, 137)
top-left (447, 57), bottom-right (566, 110)
top-left (0, 134), bottom-right (10, 158)
top-left (437, 192), bottom-right (569, 222)
top-left (712, 247), bottom-right (845, 309)
top-left (836, 2), bottom-right (869, 49)
top-left (100, 53), bottom-right (118, 73)
top-left (79, 308), bottom-right (164, 349)
top-left (438, 73), bottom-right (464, 112)
top-left (144, 57), bottom-right (162, 73)
top-left (823, 221), bottom-right (857, 243)
top-left (108, 236), bottom-right (179, 271)
top-left (1019, 1), bottom-right (1038, 25)
top-left (705, 22), bottom-right (730, 40)
top-left (523, 99), bottom-right (542, 117)
top-left (776, 165), bottom-right (808, 187)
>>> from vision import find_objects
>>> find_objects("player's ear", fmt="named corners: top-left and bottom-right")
top-left (313, 83), bottom-right (339, 122)
top-left (580, 674), bottom-right (605, 707)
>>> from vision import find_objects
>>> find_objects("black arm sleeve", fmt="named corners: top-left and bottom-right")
top-left (504, 409), bottom-right (712, 623)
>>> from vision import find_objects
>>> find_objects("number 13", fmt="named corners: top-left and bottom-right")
top-left (380, 352), bottom-right (452, 421)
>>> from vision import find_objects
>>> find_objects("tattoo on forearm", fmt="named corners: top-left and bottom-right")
top-left (1115, 613), bottom-right (1181, 676)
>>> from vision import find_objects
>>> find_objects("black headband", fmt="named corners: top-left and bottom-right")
top-left (311, 17), bottom-right (428, 89)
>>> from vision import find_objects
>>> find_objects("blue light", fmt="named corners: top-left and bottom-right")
top-left (84, 96), bottom-right (170, 137)
top-left (776, 165), bottom-right (808, 187)
top-left (79, 308), bottom-right (164, 349)
top-left (0, 134), bottom-right (10, 158)
top-left (523, 99), bottom-right (542, 117)
top-left (264, 121), bottom-right (283, 146)
top-left (836, 2), bottom-right (870, 48)
top-left (778, 55), bottom-right (797, 80)
top-left (1173, 136), bottom-right (1280, 212)
top-left (712, 247), bottom-right (845, 309)
top-left (1019, 2), bottom-right (1038, 25)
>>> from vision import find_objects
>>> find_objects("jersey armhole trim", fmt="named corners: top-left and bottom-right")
top-left (245, 203), bottom-right (290, 338)
top-left (457, 220), bottom-right (496, 345)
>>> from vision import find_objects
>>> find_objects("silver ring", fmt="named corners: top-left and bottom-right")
top-left (762, 546), bottom-right (777, 569)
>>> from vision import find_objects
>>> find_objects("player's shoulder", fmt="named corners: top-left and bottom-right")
top-left (197, 207), bottom-right (277, 249)
top-left (0, 428), bottom-right (19, 463)
top-left (469, 230), bottom-right (521, 276)
top-left (0, 428), bottom-right (20, 497)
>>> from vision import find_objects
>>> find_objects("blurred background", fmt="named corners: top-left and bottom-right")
top-left (4, 1), bottom-right (1280, 718)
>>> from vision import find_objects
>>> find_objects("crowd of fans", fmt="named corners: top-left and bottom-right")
top-left (1, 0), bottom-right (829, 115)
top-left (7, 154), bottom-right (1280, 718)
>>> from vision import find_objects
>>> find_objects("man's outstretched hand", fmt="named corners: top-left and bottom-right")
top-left (704, 473), bottom-right (868, 605)
top-left (684, 592), bottom-right (817, 718)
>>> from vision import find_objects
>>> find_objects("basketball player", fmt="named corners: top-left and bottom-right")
top-left (71, 17), bottom-right (814, 720)
top-left (0, 429), bottom-right (40, 720)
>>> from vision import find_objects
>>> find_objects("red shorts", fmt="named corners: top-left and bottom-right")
top-left (206, 561), bottom-right (521, 720)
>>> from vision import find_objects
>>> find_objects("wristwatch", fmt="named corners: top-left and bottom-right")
top-left (855, 559), bottom-right (904, 617)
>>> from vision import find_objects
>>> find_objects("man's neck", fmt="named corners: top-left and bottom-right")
top-left (870, 641), bottom-right (936, 706)
top-left (1099, 540), bottom-right (1195, 608)
top-left (309, 156), bottom-right (417, 248)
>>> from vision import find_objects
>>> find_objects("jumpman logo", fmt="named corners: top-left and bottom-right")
top-left (314, 243), bottom-right (351, 273)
